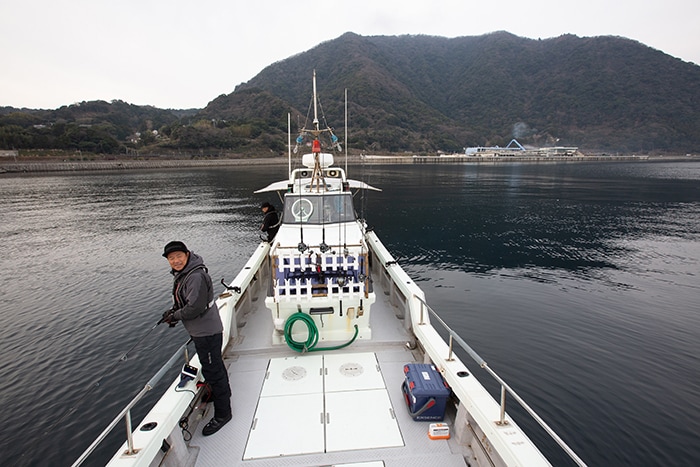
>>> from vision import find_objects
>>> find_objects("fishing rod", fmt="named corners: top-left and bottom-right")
top-left (297, 173), bottom-right (308, 253)
top-left (320, 184), bottom-right (330, 253)
top-left (343, 87), bottom-right (348, 254)
top-left (45, 315), bottom-right (170, 433)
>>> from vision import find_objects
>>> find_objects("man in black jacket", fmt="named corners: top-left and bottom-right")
top-left (162, 241), bottom-right (232, 436)
top-left (260, 201), bottom-right (280, 242)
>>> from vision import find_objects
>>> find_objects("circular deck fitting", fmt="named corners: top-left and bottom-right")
top-left (282, 366), bottom-right (307, 381)
top-left (339, 362), bottom-right (364, 377)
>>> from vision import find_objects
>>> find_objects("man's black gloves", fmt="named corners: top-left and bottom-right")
top-left (162, 309), bottom-right (178, 327)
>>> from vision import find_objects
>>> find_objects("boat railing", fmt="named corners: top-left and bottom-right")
top-left (71, 339), bottom-right (192, 467)
top-left (413, 294), bottom-right (588, 467)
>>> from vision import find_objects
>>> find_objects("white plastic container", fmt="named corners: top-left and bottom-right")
top-left (428, 423), bottom-right (450, 440)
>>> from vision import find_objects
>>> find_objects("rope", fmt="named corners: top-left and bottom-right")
top-left (284, 312), bottom-right (358, 352)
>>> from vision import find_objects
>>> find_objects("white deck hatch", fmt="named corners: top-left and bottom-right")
top-left (243, 393), bottom-right (325, 459)
top-left (260, 354), bottom-right (324, 397)
top-left (243, 352), bottom-right (404, 460)
top-left (324, 352), bottom-right (386, 392)
top-left (326, 389), bottom-right (403, 452)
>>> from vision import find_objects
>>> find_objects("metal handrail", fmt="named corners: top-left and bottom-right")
top-left (414, 295), bottom-right (588, 467)
top-left (71, 339), bottom-right (192, 467)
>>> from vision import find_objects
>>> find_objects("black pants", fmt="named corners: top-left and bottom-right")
top-left (192, 333), bottom-right (232, 420)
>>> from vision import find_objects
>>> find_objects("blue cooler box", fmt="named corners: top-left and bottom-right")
top-left (401, 363), bottom-right (450, 421)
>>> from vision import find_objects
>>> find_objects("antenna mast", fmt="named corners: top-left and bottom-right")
top-left (287, 112), bottom-right (291, 178)
top-left (345, 88), bottom-right (348, 173)
top-left (312, 70), bottom-right (319, 131)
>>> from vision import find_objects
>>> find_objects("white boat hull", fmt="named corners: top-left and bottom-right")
top-left (104, 232), bottom-right (553, 467)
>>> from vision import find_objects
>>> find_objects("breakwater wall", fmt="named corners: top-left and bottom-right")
top-left (0, 158), bottom-right (286, 173)
top-left (2, 154), bottom-right (693, 174)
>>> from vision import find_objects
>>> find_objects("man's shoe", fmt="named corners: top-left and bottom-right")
top-left (202, 414), bottom-right (232, 436)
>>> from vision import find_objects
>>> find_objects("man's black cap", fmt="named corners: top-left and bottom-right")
top-left (163, 241), bottom-right (188, 257)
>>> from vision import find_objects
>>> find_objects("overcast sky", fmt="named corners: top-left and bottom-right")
top-left (1, 0), bottom-right (698, 110)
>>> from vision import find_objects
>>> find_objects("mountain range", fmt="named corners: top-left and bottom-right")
top-left (2, 31), bottom-right (699, 155)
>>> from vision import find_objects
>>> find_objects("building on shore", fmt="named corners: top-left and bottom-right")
top-left (464, 139), bottom-right (579, 157)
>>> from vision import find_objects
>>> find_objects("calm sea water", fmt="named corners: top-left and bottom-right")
top-left (1, 160), bottom-right (698, 466)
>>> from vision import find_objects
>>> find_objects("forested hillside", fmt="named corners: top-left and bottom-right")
top-left (2, 32), bottom-right (699, 155)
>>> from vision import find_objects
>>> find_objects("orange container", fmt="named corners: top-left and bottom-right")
top-left (428, 423), bottom-right (450, 440)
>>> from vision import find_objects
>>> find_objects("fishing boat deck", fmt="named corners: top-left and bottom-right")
top-left (189, 284), bottom-right (470, 466)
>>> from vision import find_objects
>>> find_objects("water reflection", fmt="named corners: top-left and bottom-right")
top-left (362, 163), bottom-right (700, 277)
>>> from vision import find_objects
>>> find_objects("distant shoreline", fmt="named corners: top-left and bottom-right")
top-left (0, 157), bottom-right (286, 174)
top-left (1, 154), bottom-right (697, 174)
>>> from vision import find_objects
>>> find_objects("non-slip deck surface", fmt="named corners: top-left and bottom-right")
top-left (190, 289), bottom-right (468, 467)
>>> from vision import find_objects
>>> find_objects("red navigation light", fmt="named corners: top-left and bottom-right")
top-left (312, 139), bottom-right (321, 153)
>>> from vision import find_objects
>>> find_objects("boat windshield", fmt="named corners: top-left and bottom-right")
top-left (282, 193), bottom-right (356, 224)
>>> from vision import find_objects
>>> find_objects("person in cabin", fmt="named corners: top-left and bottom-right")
top-left (260, 201), bottom-right (280, 242)
top-left (161, 241), bottom-right (232, 436)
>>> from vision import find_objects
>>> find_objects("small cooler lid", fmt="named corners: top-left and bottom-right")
top-left (404, 363), bottom-right (450, 396)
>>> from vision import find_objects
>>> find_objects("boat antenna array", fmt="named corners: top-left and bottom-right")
top-left (292, 70), bottom-right (342, 183)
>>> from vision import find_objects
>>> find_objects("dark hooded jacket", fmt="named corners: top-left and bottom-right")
top-left (170, 252), bottom-right (223, 337)
top-left (261, 205), bottom-right (280, 240)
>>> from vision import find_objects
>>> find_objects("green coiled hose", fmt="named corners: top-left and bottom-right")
top-left (284, 312), bottom-right (359, 352)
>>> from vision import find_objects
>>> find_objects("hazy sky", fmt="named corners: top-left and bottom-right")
top-left (1, 0), bottom-right (698, 110)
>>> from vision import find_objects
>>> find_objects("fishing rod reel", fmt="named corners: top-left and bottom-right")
top-left (161, 309), bottom-right (179, 327)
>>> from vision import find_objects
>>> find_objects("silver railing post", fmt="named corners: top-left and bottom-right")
top-left (498, 385), bottom-right (508, 425)
top-left (125, 408), bottom-right (135, 454)
top-left (447, 335), bottom-right (454, 361)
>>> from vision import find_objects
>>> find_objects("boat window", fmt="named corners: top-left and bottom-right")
top-left (282, 193), bottom-right (356, 224)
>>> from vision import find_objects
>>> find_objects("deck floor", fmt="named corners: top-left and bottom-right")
top-left (188, 289), bottom-right (469, 467)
